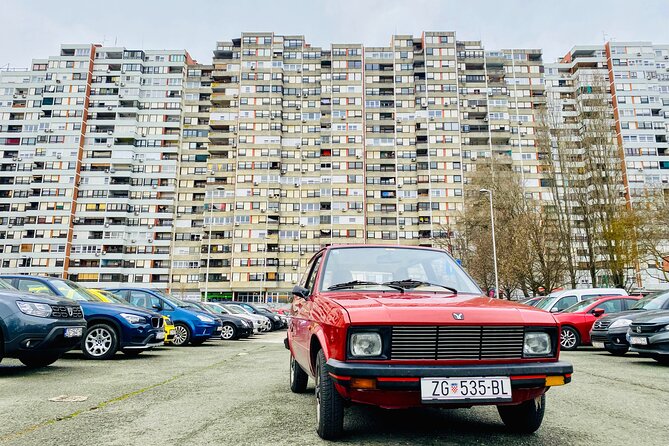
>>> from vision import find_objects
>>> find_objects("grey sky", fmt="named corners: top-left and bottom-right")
top-left (2, 0), bottom-right (668, 68)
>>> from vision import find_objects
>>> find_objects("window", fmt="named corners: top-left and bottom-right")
top-left (303, 255), bottom-right (323, 294)
top-left (554, 296), bottom-right (577, 311)
top-left (16, 279), bottom-right (55, 295)
top-left (596, 299), bottom-right (624, 314)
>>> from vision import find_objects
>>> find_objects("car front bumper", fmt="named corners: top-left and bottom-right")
top-left (4, 322), bottom-right (86, 356)
top-left (325, 359), bottom-right (573, 409)
top-left (590, 328), bottom-right (630, 349)
top-left (628, 331), bottom-right (669, 356)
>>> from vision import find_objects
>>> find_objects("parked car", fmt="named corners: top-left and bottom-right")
top-left (590, 291), bottom-right (669, 355)
top-left (228, 301), bottom-right (284, 330)
top-left (287, 245), bottom-right (572, 439)
top-left (90, 289), bottom-right (175, 345)
top-left (106, 288), bottom-right (221, 346)
top-left (219, 303), bottom-right (272, 332)
top-left (206, 302), bottom-right (264, 333)
top-left (0, 278), bottom-right (86, 367)
top-left (256, 304), bottom-right (288, 327)
top-left (534, 288), bottom-right (627, 313)
top-left (520, 297), bottom-right (543, 307)
top-left (188, 301), bottom-right (252, 340)
top-left (0, 276), bottom-right (164, 360)
top-left (552, 295), bottom-right (640, 350)
top-left (628, 310), bottom-right (669, 364)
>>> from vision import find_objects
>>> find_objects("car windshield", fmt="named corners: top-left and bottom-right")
top-left (191, 302), bottom-right (214, 313)
top-left (51, 279), bottom-right (100, 302)
top-left (224, 304), bottom-right (250, 315)
top-left (319, 247), bottom-right (481, 293)
top-left (563, 298), bottom-right (598, 313)
top-left (535, 297), bottom-right (558, 310)
top-left (0, 278), bottom-right (16, 290)
top-left (153, 291), bottom-right (198, 309)
top-left (631, 291), bottom-right (669, 310)
top-left (99, 291), bottom-right (127, 305)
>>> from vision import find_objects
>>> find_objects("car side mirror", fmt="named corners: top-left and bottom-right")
top-left (152, 304), bottom-right (162, 311)
top-left (592, 308), bottom-right (605, 317)
top-left (292, 285), bottom-right (310, 299)
top-left (549, 307), bottom-right (559, 313)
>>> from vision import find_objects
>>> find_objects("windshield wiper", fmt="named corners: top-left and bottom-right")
top-left (327, 280), bottom-right (404, 293)
top-left (383, 279), bottom-right (458, 295)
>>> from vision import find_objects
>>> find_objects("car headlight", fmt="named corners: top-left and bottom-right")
top-left (524, 332), bottom-right (552, 357)
top-left (120, 313), bottom-right (147, 325)
top-left (609, 319), bottom-right (632, 329)
top-left (273, 315), bottom-right (280, 321)
top-left (350, 332), bottom-right (383, 357)
top-left (165, 318), bottom-right (173, 325)
top-left (240, 320), bottom-right (248, 327)
top-left (197, 314), bottom-right (215, 323)
top-left (16, 301), bottom-right (52, 318)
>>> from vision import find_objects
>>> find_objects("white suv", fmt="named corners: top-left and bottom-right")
top-left (535, 288), bottom-right (628, 313)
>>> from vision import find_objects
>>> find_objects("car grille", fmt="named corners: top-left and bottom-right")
top-left (629, 323), bottom-right (660, 334)
top-left (593, 320), bottom-right (611, 330)
top-left (151, 317), bottom-right (163, 328)
top-left (50, 305), bottom-right (83, 319)
top-left (391, 325), bottom-right (525, 360)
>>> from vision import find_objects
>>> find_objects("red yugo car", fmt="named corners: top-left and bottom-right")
top-left (286, 245), bottom-right (573, 440)
top-left (552, 295), bottom-right (640, 351)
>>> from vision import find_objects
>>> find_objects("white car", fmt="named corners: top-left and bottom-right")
top-left (535, 288), bottom-right (628, 313)
top-left (219, 303), bottom-right (272, 332)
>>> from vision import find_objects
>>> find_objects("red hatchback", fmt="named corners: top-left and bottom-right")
top-left (287, 245), bottom-right (572, 440)
top-left (553, 295), bottom-right (640, 351)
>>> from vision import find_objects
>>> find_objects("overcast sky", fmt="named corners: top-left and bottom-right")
top-left (2, 0), bottom-right (668, 68)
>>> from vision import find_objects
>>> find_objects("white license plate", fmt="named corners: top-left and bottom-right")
top-left (156, 332), bottom-right (165, 340)
top-left (592, 341), bottom-right (605, 349)
top-left (420, 377), bottom-right (512, 402)
top-left (64, 327), bottom-right (83, 338)
top-left (216, 327), bottom-right (222, 332)
top-left (629, 336), bottom-right (648, 346)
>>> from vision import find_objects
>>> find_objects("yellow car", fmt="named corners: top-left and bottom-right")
top-left (88, 289), bottom-right (175, 345)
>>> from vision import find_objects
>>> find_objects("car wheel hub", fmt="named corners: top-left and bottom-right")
top-left (173, 326), bottom-right (187, 345)
top-left (85, 328), bottom-right (112, 356)
top-left (222, 326), bottom-right (234, 339)
top-left (561, 329), bottom-right (576, 348)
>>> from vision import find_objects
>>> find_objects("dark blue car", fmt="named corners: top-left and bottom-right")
top-left (0, 276), bottom-right (164, 360)
top-left (107, 288), bottom-right (221, 346)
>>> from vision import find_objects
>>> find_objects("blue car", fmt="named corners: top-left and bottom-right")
top-left (106, 288), bottom-right (222, 346)
top-left (0, 276), bottom-right (164, 360)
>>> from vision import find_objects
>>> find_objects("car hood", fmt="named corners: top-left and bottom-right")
top-left (325, 292), bottom-right (557, 325)
top-left (80, 301), bottom-right (157, 318)
top-left (630, 310), bottom-right (669, 325)
top-left (597, 309), bottom-right (655, 324)
top-left (0, 289), bottom-right (75, 306)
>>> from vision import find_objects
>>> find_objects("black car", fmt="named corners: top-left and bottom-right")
top-left (228, 301), bottom-right (284, 330)
top-left (0, 278), bottom-right (86, 368)
top-left (189, 301), bottom-right (252, 340)
top-left (590, 291), bottom-right (669, 355)
top-left (628, 311), bottom-right (669, 364)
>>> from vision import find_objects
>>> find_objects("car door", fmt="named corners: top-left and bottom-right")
top-left (291, 254), bottom-right (324, 368)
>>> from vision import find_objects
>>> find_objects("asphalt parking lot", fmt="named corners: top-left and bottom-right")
top-left (1, 331), bottom-right (668, 446)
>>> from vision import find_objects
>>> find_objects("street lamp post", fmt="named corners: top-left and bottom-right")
top-left (480, 188), bottom-right (500, 299)
top-left (204, 186), bottom-right (225, 302)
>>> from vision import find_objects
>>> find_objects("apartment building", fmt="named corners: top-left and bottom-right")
top-left (196, 32), bottom-right (546, 300)
top-left (0, 44), bottom-right (191, 287)
top-left (545, 41), bottom-right (669, 289)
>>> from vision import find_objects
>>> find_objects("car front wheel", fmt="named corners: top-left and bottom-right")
top-left (560, 326), bottom-right (580, 351)
top-left (221, 323), bottom-right (237, 340)
top-left (498, 394), bottom-right (546, 433)
top-left (18, 352), bottom-right (61, 368)
top-left (290, 353), bottom-right (308, 393)
top-left (171, 323), bottom-right (191, 346)
top-left (82, 324), bottom-right (119, 360)
top-left (315, 349), bottom-right (344, 440)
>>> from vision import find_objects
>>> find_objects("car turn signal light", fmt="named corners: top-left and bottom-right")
top-left (350, 378), bottom-right (376, 389)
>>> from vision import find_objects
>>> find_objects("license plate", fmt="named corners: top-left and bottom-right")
top-left (629, 336), bottom-right (648, 346)
top-left (592, 341), bottom-right (605, 349)
top-left (156, 332), bottom-right (165, 340)
top-left (64, 327), bottom-right (83, 338)
top-left (216, 327), bottom-right (222, 332)
top-left (420, 377), bottom-right (512, 402)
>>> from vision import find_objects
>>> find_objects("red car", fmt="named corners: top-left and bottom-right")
top-left (286, 245), bottom-right (572, 440)
top-left (553, 295), bottom-right (640, 351)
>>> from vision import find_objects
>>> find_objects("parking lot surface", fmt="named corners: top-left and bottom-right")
top-left (1, 331), bottom-right (668, 446)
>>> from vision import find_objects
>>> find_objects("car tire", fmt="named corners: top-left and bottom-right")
top-left (652, 355), bottom-right (669, 365)
top-left (191, 338), bottom-right (206, 346)
top-left (221, 323), bottom-right (237, 340)
top-left (171, 323), bottom-right (191, 347)
top-left (82, 323), bottom-right (119, 360)
top-left (560, 326), bottom-right (580, 351)
top-left (122, 350), bottom-right (142, 358)
top-left (315, 349), bottom-right (344, 440)
top-left (605, 346), bottom-right (628, 356)
top-left (18, 352), bottom-right (61, 368)
top-left (498, 394), bottom-right (546, 434)
top-left (290, 353), bottom-right (308, 393)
